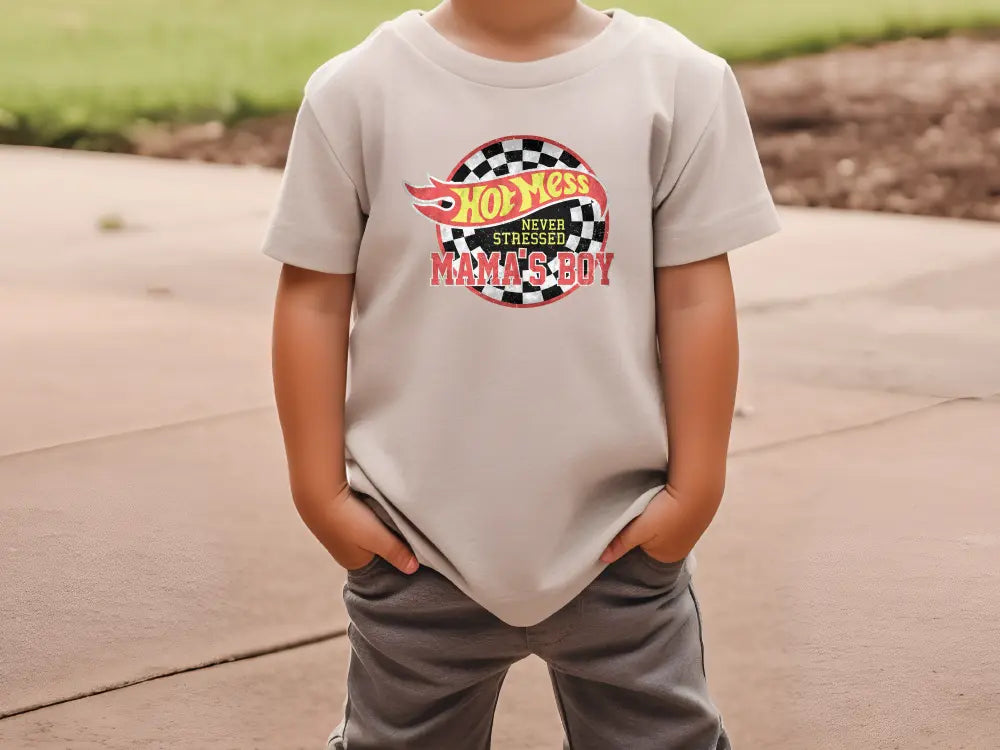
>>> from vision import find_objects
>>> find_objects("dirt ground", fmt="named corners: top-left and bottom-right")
top-left (132, 34), bottom-right (1000, 222)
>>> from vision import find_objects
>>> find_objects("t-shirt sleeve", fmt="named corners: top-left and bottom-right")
top-left (652, 63), bottom-right (781, 267)
top-left (259, 96), bottom-right (366, 274)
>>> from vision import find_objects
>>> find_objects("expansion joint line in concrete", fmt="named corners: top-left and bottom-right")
top-left (729, 393), bottom-right (994, 459)
top-left (0, 405), bottom-right (275, 462)
top-left (0, 629), bottom-right (346, 721)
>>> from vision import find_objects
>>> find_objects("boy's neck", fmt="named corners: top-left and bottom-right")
top-left (444, 0), bottom-right (580, 38)
top-left (423, 0), bottom-right (611, 60)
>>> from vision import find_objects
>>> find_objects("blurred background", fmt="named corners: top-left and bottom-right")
top-left (4, 0), bottom-right (999, 219)
top-left (1, 2), bottom-right (998, 748)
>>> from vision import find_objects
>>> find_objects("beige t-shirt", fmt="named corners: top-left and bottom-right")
top-left (261, 7), bottom-right (781, 626)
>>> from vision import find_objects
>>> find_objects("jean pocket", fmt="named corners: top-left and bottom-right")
top-left (635, 544), bottom-right (687, 572)
top-left (584, 547), bottom-right (690, 620)
top-left (345, 554), bottom-right (384, 578)
top-left (615, 547), bottom-right (690, 596)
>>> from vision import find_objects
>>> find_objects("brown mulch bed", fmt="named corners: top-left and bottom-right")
top-left (133, 34), bottom-right (1000, 222)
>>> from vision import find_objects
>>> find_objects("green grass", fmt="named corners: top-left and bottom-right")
top-left (2, 0), bottom-right (999, 148)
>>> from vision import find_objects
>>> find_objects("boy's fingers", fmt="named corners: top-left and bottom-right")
top-left (372, 529), bottom-right (419, 574)
top-left (600, 535), bottom-right (628, 563)
top-left (600, 515), bottom-right (651, 563)
top-left (350, 496), bottom-right (418, 573)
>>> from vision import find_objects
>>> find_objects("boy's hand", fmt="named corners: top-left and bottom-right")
top-left (313, 485), bottom-right (420, 575)
top-left (270, 265), bottom-right (419, 577)
top-left (599, 485), bottom-right (711, 565)
top-left (600, 254), bottom-right (738, 566)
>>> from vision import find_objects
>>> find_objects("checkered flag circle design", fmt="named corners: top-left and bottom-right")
top-left (438, 137), bottom-right (607, 306)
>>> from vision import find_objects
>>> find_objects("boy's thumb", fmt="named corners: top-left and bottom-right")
top-left (379, 537), bottom-right (419, 574)
top-left (601, 516), bottom-right (647, 563)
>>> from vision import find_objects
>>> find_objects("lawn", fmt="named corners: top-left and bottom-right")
top-left (3, 0), bottom-right (999, 147)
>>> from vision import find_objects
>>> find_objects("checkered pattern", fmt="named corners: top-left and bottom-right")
top-left (438, 137), bottom-right (607, 307)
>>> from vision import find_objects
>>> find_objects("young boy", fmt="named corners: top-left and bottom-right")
top-left (262, 1), bottom-right (780, 747)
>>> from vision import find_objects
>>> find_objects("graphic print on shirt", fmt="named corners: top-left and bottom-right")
top-left (404, 135), bottom-right (613, 308)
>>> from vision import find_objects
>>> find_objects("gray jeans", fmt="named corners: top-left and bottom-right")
top-left (326, 541), bottom-right (731, 750)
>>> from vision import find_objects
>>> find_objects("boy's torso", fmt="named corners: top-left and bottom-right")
top-left (297, 8), bottom-right (726, 626)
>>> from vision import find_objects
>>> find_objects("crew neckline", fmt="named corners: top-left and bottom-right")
top-left (392, 7), bottom-right (640, 88)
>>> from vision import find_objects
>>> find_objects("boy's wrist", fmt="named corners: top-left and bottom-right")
top-left (664, 469), bottom-right (725, 508)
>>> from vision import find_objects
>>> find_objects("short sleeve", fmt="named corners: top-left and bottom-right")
top-left (259, 97), bottom-right (366, 274)
top-left (652, 64), bottom-right (781, 267)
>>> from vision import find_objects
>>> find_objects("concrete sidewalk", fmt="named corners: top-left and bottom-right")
top-left (1, 146), bottom-right (998, 749)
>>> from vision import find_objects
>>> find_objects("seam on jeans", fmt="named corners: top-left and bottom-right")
top-left (341, 621), bottom-right (357, 748)
top-left (346, 553), bottom-right (383, 578)
top-left (689, 584), bottom-right (708, 680)
top-left (526, 597), bottom-right (581, 649)
top-left (689, 586), bottom-right (729, 749)
top-left (547, 666), bottom-right (575, 750)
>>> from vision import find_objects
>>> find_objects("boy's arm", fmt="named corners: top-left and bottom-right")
top-left (271, 263), bottom-right (419, 574)
top-left (601, 252), bottom-right (738, 563)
